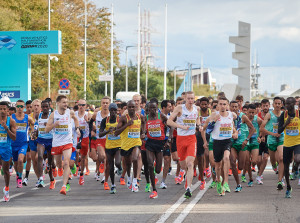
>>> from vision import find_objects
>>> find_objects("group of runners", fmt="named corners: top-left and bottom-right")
top-left (0, 91), bottom-right (299, 202)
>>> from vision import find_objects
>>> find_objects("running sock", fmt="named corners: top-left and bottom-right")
top-left (132, 178), bottom-right (137, 185)
top-left (39, 177), bottom-right (43, 181)
top-left (127, 176), bottom-right (131, 183)
top-left (25, 171), bottom-right (29, 178)
top-left (5, 186), bottom-right (9, 191)
top-left (17, 172), bottom-right (22, 179)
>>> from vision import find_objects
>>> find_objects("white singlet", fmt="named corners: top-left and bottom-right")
top-left (75, 111), bottom-right (89, 138)
top-left (177, 104), bottom-right (198, 136)
top-left (211, 111), bottom-right (233, 140)
top-left (96, 111), bottom-right (109, 139)
top-left (52, 109), bottom-right (73, 147)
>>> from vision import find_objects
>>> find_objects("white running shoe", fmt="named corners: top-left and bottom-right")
top-left (159, 182), bottom-right (167, 189)
top-left (22, 178), bottom-right (28, 186)
top-left (132, 183), bottom-right (139, 192)
top-left (256, 176), bottom-right (263, 185)
top-left (96, 175), bottom-right (101, 181)
top-left (3, 187), bottom-right (9, 202)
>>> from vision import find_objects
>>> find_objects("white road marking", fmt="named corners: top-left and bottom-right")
top-left (156, 179), bottom-right (212, 223)
top-left (31, 179), bottom-right (62, 190)
top-left (0, 192), bottom-right (25, 203)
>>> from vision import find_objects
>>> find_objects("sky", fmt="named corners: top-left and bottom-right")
top-left (92, 0), bottom-right (300, 94)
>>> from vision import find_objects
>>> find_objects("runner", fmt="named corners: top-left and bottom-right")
top-left (0, 101), bottom-right (16, 201)
top-left (45, 95), bottom-right (80, 195)
top-left (160, 100), bottom-right (172, 190)
top-left (11, 100), bottom-right (35, 188)
top-left (260, 97), bottom-right (285, 190)
top-left (115, 100), bottom-right (145, 192)
top-left (75, 99), bottom-right (92, 185)
top-left (90, 96), bottom-right (110, 182)
top-left (167, 91), bottom-right (200, 198)
top-left (99, 103), bottom-right (122, 193)
top-left (245, 104), bottom-right (263, 186)
top-left (202, 97), bottom-right (238, 196)
top-left (278, 97), bottom-right (300, 198)
top-left (145, 100), bottom-right (168, 198)
top-left (35, 100), bottom-right (55, 189)
top-left (256, 99), bottom-right (270, 184)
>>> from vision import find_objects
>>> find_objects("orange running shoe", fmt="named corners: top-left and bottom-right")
top-left (99, 163), bottom-right (105, 174)
top-left (85, 169), bottom-right (90, 176)
top-left (149, 191), bottom-right (158, 199)
top-left (49, 179), bottom-right (56, 190)
top-left (52, 168), bottom-right (57, 178)
top-left (179, 170), bottom-right (185, 183)
top-left (79, 176), bottom-right (84, 185)
top-left (60, 186), bottom-right (67, 195)
top-left (73, 167), bottom-right (78, 177)
top-left (228, 169), bottom-right (233, 176)
top-left (199, 180), bottom-right (206, 190)
top-left (175, 176), bottom-right (181, 185)
top-left (58, 168), bottom-right (63, 177)
top-left (120, 177), bottom-right (126, 185)
top-left (104, 182), bottom-right (110, 190)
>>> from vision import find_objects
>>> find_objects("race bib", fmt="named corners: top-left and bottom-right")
top-left (16, 123), bottom-right (27, 132)
top-left (107, 133), bottom-right (120, 140)
top-left (286, 126), bottom-right (299, 136)
top-left (251, 131), bottom-right (257, 138)
top-left (0, 132), bottom-right (7, 143)
top-left (128, 128), bottom-right (140, 138)
top-left (219, 127), bottom-right (232, 138)
top-left (183, 119), bottom-right (196, 130)
top-left (148, 124), bottom-right (162, 138)
top-left (55, 124), bottom-right (68, 135)
top-left (272, 123), bottom-right (278, 133)
top-left (79, 126), bottom-right (86, 133)
top-left (201, 117), bottom-right (208, 126)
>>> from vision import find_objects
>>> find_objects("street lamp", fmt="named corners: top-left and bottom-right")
top-left (125, 45), bottom-right (136, 92)
top-left (145, 56), bottom-right (154, 99)
top-left (48, 0), bottom-right (51, 98)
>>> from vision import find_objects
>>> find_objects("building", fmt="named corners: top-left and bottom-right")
top-left (276, 88), bottom-right (300, 99)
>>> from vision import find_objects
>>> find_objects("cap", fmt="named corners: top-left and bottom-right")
top-left (109, 103), bottom-right (118, 110)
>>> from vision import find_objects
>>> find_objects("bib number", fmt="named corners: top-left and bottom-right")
top-left (55, 124), bottom-right (68, 135)
top-left (0, 133), bottom-right (7, 143)
top-left (128, 129), bottom-right (140, 138)
top-left (219, 127), bottom-right (232, 138)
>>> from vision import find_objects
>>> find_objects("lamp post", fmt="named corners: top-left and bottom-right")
top-left (48, 0), bottom-right (51, 98)
top-left (125, 46), bottom-right (136, 92)
top-left (145, 56), bottom-right (154, 99)
top-left (84, 0), bottom-right (87, 100)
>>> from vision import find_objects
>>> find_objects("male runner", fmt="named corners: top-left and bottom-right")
top-left (45, 95), bottom-right (80, 195)
top-left (261, 97), bottom-right (285, 190)
top-left (99, 103), bottom-right (122, 193)
top-left (0, 101), bottom-right (16, 201)
top-left (167, 91), bottom-right (200, 198)
top-left (75, 99), bottom-right (92, 185)
top-left (115, 100), bottom-right (145, 192)
top-left (11, 100), bottom-right (35, 188)
top-left (203, 97), bottom-right (238, 196)
top-left (278, 97), bottom-right (300, 198)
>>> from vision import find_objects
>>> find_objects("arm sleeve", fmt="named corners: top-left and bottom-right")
top-left (89, 118), bottom-right (95, 133)
top-left (278, 112), bottom-right (285, 134)
top-left (100, 118), bottom-right (107, 131)
top-left (206, 121), bottom-right (216, 134)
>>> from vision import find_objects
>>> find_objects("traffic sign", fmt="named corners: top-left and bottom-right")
top-left (99, 75), bottom-right (112, 82)
top-left (59, 78), bottom-right (70, 89)
top-left (58, 90), bottom-right (70, 95)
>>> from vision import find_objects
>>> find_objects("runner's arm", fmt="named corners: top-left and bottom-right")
top-left (278, 112), bottom-right (286, 134)
top-left (141, 115), bottom-right (146, 139)
top-left (260, 113), bottom-right (278, 137)
top-left (166, 105), bottom-right (188, 130)
top-left (5, 118), bottom-right (17, 140)
top-left (243, 115), bottom-right (255, 139)
top-left (45, 113), bottom-right (57, 133)
top-left (115, 115), bottom-right (129, 136)
top-left (98, 118), bottom-right (109, 138)
top-left (28, 116), bottom-right (35, 126)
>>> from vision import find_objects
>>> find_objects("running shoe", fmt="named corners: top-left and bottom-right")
top-left (193, 168), bottom-right (197, 177)
top-left (252, 166), bottom-right (256, 172)
top-left (101, 177), bottom-right (105, 184)
top-left (159, 182), bottom-right (167, 189)
top-left (206, 168), bottom-right (211, 178)
top-left (223, 182), bottom-right (230, 192)
top-left (116, 168), bottom-right (123, 176)
top-left (209, 181), bottom-right (216, 189)
top-left (38, 180), bottom-right (45, 188)
top-left (285, 188), bottom-right (292, 198)
top-left (99, 163), bottom-right (105, 174)
top-left (52, 168), bottom-right (58, 178)
top-left (17, 178), bottom-right (22, 188)
top-left (281, 179), bottom-right (285, 187)
top-left (58, 168), bottom-right (63, 177)
top-left (110, 186), bottom-right (116, 194)
top-left (3, 187), bottom-right (9, 202)
top-left (9, 167), bottom-right (13, 176)
top-left (235, 184), bottom-right (242, 192)
top-left (137, 178), bottom-right (142, 187)
top-left (216, 182), bottom-right (223, 195)
top-left (22, 178), bottom-right (28, 186)
top-left (145, 183), bottom-right (151, 192)
top-left (66, 183), bottom-right (71, 192)
top-left (79, 176), bottom-right (84, 185)
top-left (247, 180), bottom-right (253, 187)
top-left (71, 164), bottom-right (77, 175)
top-left (221, 188), bottom-right (226, 196)
top-left (237, 168), bottom-right (241, 174)
top-left (184, 188), bottom-right (192, 199)
top-left (178, 170), bottom-right (185, 183)
top-left (228, 169), bottom-right (232, 176)
top-left (60, 186), bottom-right (67, 195)
top-left (120, 177), bottom-right (126, 185)
top-left (175, 176), bottom-right (181, 185)
top-left (85, 169), bottom-right (90, 176)
top-left (73, 167), bottom-right (78, 177)
top-left (199, 180), bottom-right (206, 190)
top-left (149, 191), bottom-right (158, 199)
top-left (69, 174), bottom-right (72, 180)
top-left (256, 176), bottom-right (263, 185)
top-left (132, 184), bottom-right (139, 192)
top-left (277, 181), bottom-right (283, 190)
top-left (298, 178), bottom-right (300, 186)
top-left (49, 180), bottom-right (56, 190)
top-left (168, 167), bottom-right (172, 175)
top-left (155, 176), bottom-right (159, 185)
top-left (289, 172), bottom-right (295, 180)
top-left (241, 175), bottom-right (247, 183)
top-left (272, 162), bottom-right (278, 174)
top-left (104, 182), bottom-right (110, 190)
top-left (127, 180), bottom-right (132, 190)
top-left (95, 175), bottom-right (101, 181)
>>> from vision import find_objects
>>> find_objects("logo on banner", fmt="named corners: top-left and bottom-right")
top-left (0, 36), bottom-right (16, 50)
top-left (0, 91), bottom-right (20, 98)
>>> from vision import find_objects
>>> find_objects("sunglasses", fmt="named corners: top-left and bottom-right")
top-left (78, 104), bottom-right (86, 106)
top-left (16, 105), bottom-right (24, 108)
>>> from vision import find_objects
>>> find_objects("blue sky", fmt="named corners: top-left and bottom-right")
top-left (92, 0), bottom-right (300, 94)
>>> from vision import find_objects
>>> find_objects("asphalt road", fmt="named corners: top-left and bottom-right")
top-left (0, 160), bottom-right (299, 223)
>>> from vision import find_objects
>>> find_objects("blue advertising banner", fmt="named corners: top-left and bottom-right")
top-left (0, 31), bottom-right (62, 102)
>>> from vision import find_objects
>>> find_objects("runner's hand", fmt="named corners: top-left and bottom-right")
top-left (1, 120), bottom-right (8, 130)
top-left (76, 128), bottom-right (81, 138)
top-left (242, 140), bottom-right (248, 148)
top-left (127, 119), bottom-right (134, 126)
top-left (203, 142), bottom-right (208, 150)
top-left (54, 120), bottom-right (60, 127)
top-left (232, 132), bottom-right (238, 139)
top-left (214, 114), bottom-right (221, 122)
top-left (108, 127), bottom-right (114, 133)
top-left (272, 133), bottom-right (281, 137)
top-left (257, 137), bottom-right (261, 143)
